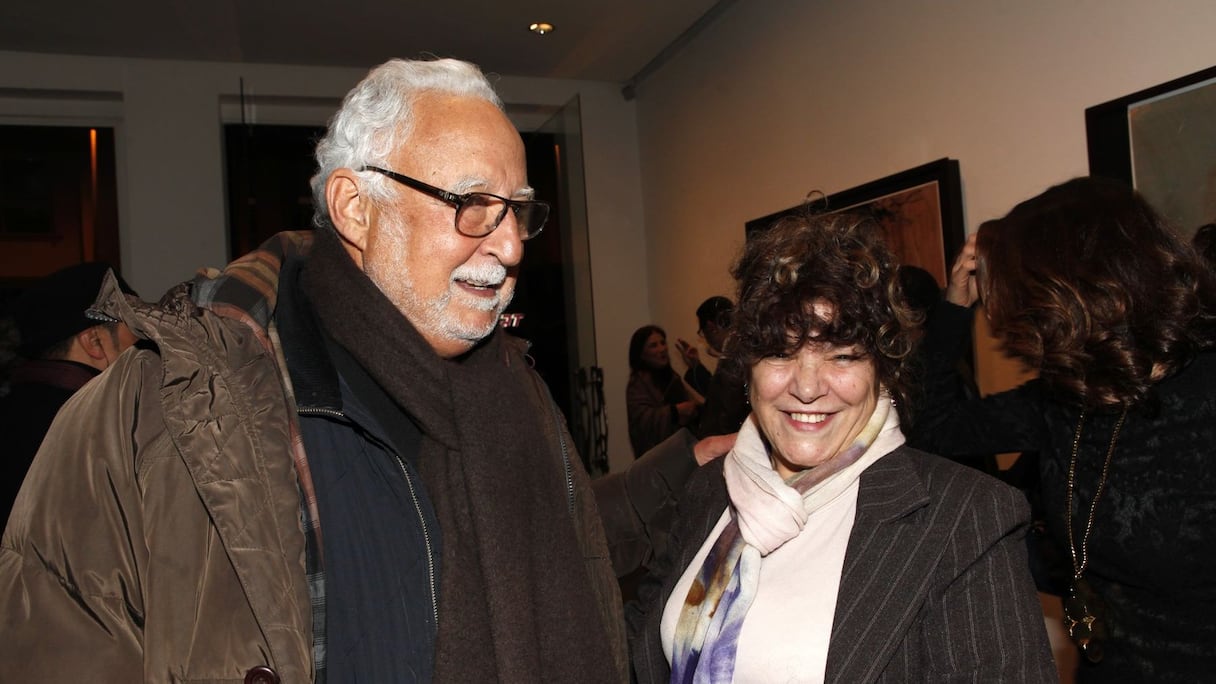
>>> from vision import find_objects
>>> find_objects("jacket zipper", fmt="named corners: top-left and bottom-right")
top-left (299, 407), bottom-right (345, 420)
top-left (391, 452), bottom-right (439, 627)
top-left (548, 399), bottom-right (575, 516)
top-left (298, 407), bottom-right (439, 626)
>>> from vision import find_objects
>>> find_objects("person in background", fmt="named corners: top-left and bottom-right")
top-left (0, 262), bottom-right (137, 523)
top-left (0, 58), bottom-right (627, 683)
top-left (603, 302), bottom-right (747, 584)
top-left (672, 296), bottom-right (750, 440)
top-left (628, 212), bottom-right (1054, 683)
top-left (675, 295), bottom-right (733, 396)
top-left (911, 177), bottom-right (1216, 682)
top-left (627, 324), bottom-right (703, 458)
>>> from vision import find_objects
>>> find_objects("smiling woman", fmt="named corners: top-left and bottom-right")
top-left (627, 212), bottom-right (1057, 683)
top-left (747, 312), bottom-right (880, 480)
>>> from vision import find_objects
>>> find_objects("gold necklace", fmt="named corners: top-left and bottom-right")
top-left (1063, 406), bottom-right (1127, 664)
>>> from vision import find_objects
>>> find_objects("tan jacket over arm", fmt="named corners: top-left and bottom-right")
top-left (1, 309), bottom-right (313, 682)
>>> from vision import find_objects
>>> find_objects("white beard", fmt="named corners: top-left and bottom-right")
top-left (367, 215), bottom-right (515, 349)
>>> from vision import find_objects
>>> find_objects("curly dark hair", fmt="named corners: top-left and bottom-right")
top-left (727, 212), bottom-right (920, 410)
top-left (977, 176), bottom-right (1216, 408)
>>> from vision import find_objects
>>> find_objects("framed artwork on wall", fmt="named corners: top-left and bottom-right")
top-left (745, 158), bottom-right (965, 289)
top-left (1086, 65), bottom-right (1216, 237)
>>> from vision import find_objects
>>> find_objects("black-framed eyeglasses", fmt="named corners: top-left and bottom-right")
top-left (362, 166), bottom-right (549, 240)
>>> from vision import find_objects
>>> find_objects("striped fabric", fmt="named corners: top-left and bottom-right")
top-left (669, 402), bottom-right (893, 683)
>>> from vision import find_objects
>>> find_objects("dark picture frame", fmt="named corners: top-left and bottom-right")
top-left (745, 158), bottom-right (965, 289)
top-left (1086, 65), bottom-right (1216, 236)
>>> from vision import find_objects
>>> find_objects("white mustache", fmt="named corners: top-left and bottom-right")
top-left (451, 262), bottom-right (507, 288)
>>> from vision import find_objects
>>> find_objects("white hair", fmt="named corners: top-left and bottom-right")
top-left (309, 58), bottom-right (503, 228)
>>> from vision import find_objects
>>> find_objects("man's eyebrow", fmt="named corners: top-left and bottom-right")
top-left (449, 177), bottom-right (488, 194)
top-left (450, 177), bottom-right (535, 200)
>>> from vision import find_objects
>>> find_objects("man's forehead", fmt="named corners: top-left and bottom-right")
top-left (394, 94), bottom-right (528, 191)
top-left (406, 93), bottom-right (519, 145)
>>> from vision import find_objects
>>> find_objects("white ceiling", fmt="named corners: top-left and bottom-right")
top-left (0, 0), bottom-right (727, 85)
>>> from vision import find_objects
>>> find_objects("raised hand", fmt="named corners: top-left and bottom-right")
top-left (675, 338), bottom-right (701, 369)
top-left (946, 233), bottom-right (980, 307)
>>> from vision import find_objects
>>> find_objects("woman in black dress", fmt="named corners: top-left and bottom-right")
top-left (911, 176), bottom-right (1216, 682)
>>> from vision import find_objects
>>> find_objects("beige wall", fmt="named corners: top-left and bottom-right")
top-left (0, 51), bottom-right (650, 472)
top-left (633, 0), bottom-right (1216, 395)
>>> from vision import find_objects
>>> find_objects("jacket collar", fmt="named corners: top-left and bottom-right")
top-left (274, 247), bottom-right (342, 414)
top-left (850, 445), bottom-right (931, 523)
top-left (86, 231), bottom-right (315, 350)
top-left (278, 250), bottom-right (422, 462)
top-left (9, 359), bottom-right (99, 392)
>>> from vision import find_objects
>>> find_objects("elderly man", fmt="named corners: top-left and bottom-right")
top-left (0, 58), bottom-right (626, 683)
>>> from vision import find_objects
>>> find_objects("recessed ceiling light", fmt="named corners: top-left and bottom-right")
top-left (529, 22), bottom-right (555, 35)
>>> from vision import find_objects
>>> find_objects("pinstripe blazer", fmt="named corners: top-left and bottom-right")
top-left (627, 445), bottom-right (1057, 683)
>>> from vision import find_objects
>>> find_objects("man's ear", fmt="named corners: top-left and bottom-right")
top-left (77, 328), bottom-right (107, 362)
top-left (326, 169), bottom-right (371, 254)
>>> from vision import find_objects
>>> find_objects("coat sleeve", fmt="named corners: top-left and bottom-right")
top-left (683, 362), bottom-right (712, 397)
top-left (593, 428), bottom-right (699, 577)
top-left (626, 374), bottom-right (679, 456)
top-left (920, 480), bottom-right (1058, 682)
top-left (624, 460), bottom-right (727, 684)
top-left (0, 352), bottom-right (151, 681)
top-left (905, 300), bottom-right (1049, 457)
top-left (691, 368), bottom-right (749, 439)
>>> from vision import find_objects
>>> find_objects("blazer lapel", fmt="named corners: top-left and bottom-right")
top-left (646, 450), bottom-right (947, 684)
top-left (825, 447), bottom-right (936, 683)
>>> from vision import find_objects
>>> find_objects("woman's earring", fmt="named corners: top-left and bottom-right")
top-left (743, 382), bottom-right (750, 405)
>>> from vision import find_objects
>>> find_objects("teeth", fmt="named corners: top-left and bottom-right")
top-left (789, 413), bottom-right (826, 424)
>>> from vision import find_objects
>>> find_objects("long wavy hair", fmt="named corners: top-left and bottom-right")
top-left (977, 176), bottom-right (1216, 408)
top-left (727, 212), bottom-right (920, 410)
